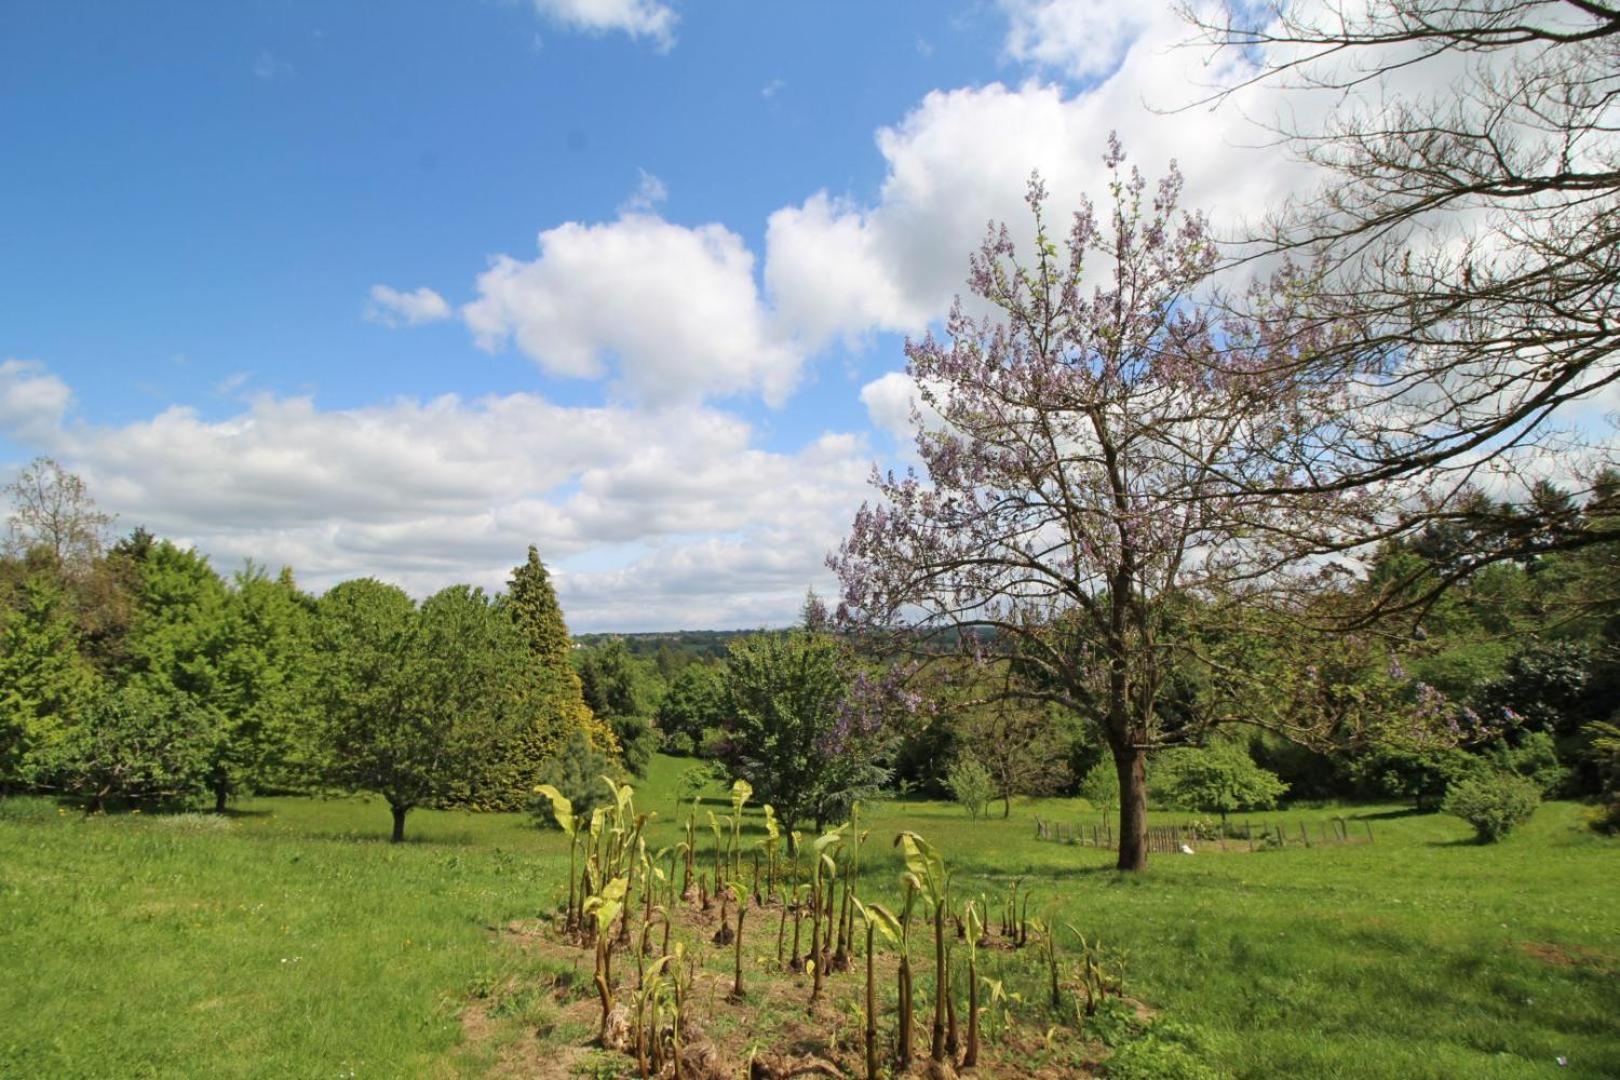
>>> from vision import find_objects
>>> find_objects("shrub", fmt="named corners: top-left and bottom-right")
top-left (1156, 743), bottom-right (1288, 822)
top-left (1441, 772), bottom-right (1541, 842)
top-left (45, 684), bottom-right (215, 811)
top-left (1080, 758), bottom-right (1120, 812)
top-left (530, 730), bottom-right (621, 828)
top-left (1348, 744), bottom-right (1491, 810)
top-left (945, 757), bottom-right (995, 818)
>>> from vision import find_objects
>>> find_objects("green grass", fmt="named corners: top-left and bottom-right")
top-left (1, 753), bottom-right (1615, 1078)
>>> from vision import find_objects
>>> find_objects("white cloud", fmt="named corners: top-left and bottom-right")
top-left (365, 284), bottom-right (452, 328)
top-left (463, 212), bottom-right (804, 406)
top-left (999, 0), bottom-right (1153, 80)
top-left (764, 10), bottom-right (1303, 349)
top-left (3, 363), bottom-right (868, 631)
top-left (0, 360), bottom-right (73, 445)
top-left (251, 50), bottom-right (292, 81)
top-left (531, 0), bottom-right (677, 50)
top-left (618, 169), bottom-right (668, 215)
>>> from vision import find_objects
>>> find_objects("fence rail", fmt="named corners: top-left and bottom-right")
top-left (1033, 816), bottom-right (1373, 852)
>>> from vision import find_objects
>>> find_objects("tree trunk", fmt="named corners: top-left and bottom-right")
top-left (1002, 791), bottom-right (1011, 819)
top-left (1113, 747), bottom-right (1148, 872)
top-left (391, 803), bottom-right (408, 843)
top-left (213, 779), bottom-right (229, 814)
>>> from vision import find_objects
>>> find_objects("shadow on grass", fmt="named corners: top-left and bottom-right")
top-left (1353, 807), bottom-right (1430, 821)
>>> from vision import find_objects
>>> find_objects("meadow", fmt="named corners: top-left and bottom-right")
top-left (1, 753), bottom-right (1615, 1079)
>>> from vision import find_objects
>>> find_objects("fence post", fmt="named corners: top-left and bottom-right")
top-left (1246, 822), bottom-right (1255, 853)
top-left (1364, 821), bottom-right (1374, 844)
top-left (1299, 822), bottom-right (1311, 848)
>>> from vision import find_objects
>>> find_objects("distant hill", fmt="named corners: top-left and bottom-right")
top-left (573, 629), bottom-right (756, 663)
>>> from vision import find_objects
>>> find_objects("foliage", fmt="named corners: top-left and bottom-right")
top-left (576, 639), bottom-right (657, 775)
top-left (505, 545), bottom-right (600, 763)
top-left (955, 695), bottom-right (1075, 817)
top-left (1348, 744), bottom-right (1491, 812)
top-left (717, 629), bottom-right (888, 833)
top-left (2, 457), bottom-right (114, 572)
top-left (944, 757), bottom-right (995, 819)
top-left (1155, 743), bottom-right (1288, 822)
top-left (43, 683), bottom-right (214, 809)
top-left (831, 150), bottom-right (1419, 869)
top-left (531, 729), bottom-right (621, 827)
top-left (0, 572), bottom-right (99, 787)
top-left (1483, 731), bottom-right (1569, 798)
top-left (1079, 758), bottom-right (1120, 812)
top-left (316, 580), bottom-right (535, 839)
top-left (654, 663), bottom-right (726, 756)
top-left (1442, 772), bottom-right (1541, 843)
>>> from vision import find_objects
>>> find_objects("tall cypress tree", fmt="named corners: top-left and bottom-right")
top-left (508, 546), bottom-right (575, 678)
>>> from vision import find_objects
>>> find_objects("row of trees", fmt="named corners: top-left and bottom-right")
top-left (1, 460), bottom-right (608, 840)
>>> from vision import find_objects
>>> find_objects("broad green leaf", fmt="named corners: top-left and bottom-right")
top-left (729, 778), bottom-right (753, 812)
top-left (532, 783), bottom-right (575, 836)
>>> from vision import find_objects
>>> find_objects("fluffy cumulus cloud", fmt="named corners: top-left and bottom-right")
top-left (0, 360), bottom-right (73, 445)
top-left (2, 363), bottom-right (868, 630)
top-left (463, 212), bottom-right (804, 406)
top-left (365, 284), bottom-right (452, 327)
top-left (764, 7), bottom-right (1312, 349)
top-left (531, 0), bottom-right (676, 50)
top-left (998, 0), bottom-right (1155, 80)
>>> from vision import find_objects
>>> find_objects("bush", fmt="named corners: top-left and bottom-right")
top-left (1079, 758), bottom-right (1120, 812)
top-left (45, 684), bottom-right (215, 811)
top-left (945, 757), bottom-right (995, 818)
top-left (1441, 772), bottom-right (1541, 842)
top-left (1484, 730), bottom-right (1570, 795)
top-left (1155, 743), bottom-right (1288, 822)
top-left (1348, 744), bottom-right (1492, 810)
top-left (530, 730), bottom-right (621, 828)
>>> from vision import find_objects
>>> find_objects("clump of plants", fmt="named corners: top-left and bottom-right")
top-left (946, 757), bottom-right (995, 819)
top-left (1442, 771), bottom-right (1541, 842)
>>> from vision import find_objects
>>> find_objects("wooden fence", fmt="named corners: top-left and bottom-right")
top-left (1033, 816), bottom-right (1373, 852)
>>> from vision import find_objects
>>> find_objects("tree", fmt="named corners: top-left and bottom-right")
top-left (833, 150), bottom-right (1398, 869)
top-left (1182, 0), bottom-right (1620, 575)
top-left (3, 458), bottom-right (114, 572)
top-left (656, 663), bottom-right (726, 755)
top-left (577, 639), bottom-right (656, 774)
top-left (1156, 743), bottom-right (1288, 823)
top-left (717, 629), bottom-right (888, 835)
top-left (211, 564), bottom-right (319, 806)
top-left (123, 542), bottom-right (231, 806)
top-left (955, 695), bottom-right (1074, 818)
top-left (0, 572), bottom-right (99, 789)
top-left (504, 546), bottom-right (614, 784)
top-left (45, 683), bottom-right (214, 811)
top-left (316, 580), bottom-right (532, 841)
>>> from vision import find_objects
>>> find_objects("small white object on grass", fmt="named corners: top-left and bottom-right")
top-left (1179, 843), bottom-right (1195, 855)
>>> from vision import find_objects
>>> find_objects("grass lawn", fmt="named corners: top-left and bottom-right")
top-left (1, 753), bottom-right (1615, 1078)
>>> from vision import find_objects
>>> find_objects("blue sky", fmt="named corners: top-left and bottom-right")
top-left (0, 1), bottom-right (1307, 629)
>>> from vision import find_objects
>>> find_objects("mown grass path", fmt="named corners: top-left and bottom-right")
top-left (2, 754), bottom-right (1615, 1078)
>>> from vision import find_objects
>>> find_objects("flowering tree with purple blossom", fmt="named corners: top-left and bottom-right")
top-left (832, 142), bottom-right (1408, 870)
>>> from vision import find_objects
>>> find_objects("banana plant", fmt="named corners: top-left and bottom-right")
top-left (962, 900), bottom-right (983, 1067)
top-left (896, 873), bottom-right (920, 1069)
top-left (895, 830), bottom-right (950, 1062)
top-left (533, 783), bottom-right (580, 933)
top-left (632, 952), bottom-right (672, 1079)
top-left (807, 826), bottom-right (846, 1004)
top-left (852, 898), bottom-right (902, 1080)
top-left (706, 810), bottom-right (727, 893)
top-left (759, 804), bottom-right (781, 902)
top-left (582, 875), bottom-right (628, 1044)
top-left (726, 882), bottom-right (748, 1002)
top-left (728, 779), bottom-right (752, 879)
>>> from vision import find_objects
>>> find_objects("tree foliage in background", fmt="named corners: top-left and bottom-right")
top-left (2, 457), bottom-right (114, 573)
top-left (945, 757), bottom-right (995, 819)
top-left (576, 638), bottom-right (657, 774)
top-left (656, 663), bottom-right (727, 756)
top-left (717, 628), bottom-right (889, 834)
top-left (1155, 743), bottom-right (1288, 823)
